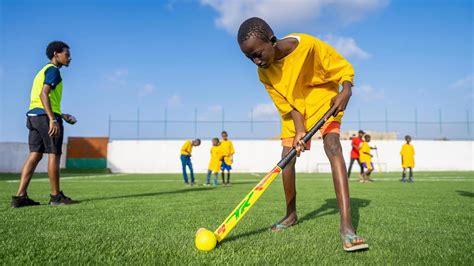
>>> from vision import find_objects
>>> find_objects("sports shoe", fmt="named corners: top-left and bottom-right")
top-left (11, 194), bottom-right (40, 208)
top-left (49, 191), bottom-right (79, 206)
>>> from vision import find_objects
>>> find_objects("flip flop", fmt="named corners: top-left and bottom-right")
top-left (341, 233), bottom-right (369, 252)
top-left (270, 221), bottom-right (298, 232)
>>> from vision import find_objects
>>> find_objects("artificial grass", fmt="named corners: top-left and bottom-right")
top-left (0, 171), bottom-right (473, 264)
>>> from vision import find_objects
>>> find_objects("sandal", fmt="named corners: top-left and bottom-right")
top-left (341, 233), bottom-right (369, 252)
top-left (270, 221), bottom-right (298, 232)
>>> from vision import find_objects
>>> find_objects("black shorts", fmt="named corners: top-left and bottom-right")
top-left (26, 115), bottom-right (63, 155)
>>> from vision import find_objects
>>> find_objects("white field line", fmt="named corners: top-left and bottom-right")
top-left (5, 174), bottom-right (126, 183)
top-left (14, 177), bottom-right (473, 183)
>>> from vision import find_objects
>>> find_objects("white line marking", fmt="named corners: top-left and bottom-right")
top-left (4, 174), bottom-right (126, 183)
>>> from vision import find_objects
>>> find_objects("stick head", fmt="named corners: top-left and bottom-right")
top-left (195, 228), bottom-right (217, 251)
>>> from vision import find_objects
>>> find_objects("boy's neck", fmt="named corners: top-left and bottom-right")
top-left (50, 59), bottom-right (62, 68)
top-left (274, 38), bottom-right (299, 60)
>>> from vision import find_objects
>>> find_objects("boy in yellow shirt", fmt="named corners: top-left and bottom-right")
top-left (359, 135), bottom-right (377, 183)
top-left (180, 139), bottom-right (201, 185)
top-left (400, 135), bottom-right (415, 183)
top-left (237, 17), bottom-right (367, 251)
top-left (206, 138), bottom-right (223, 186)
top-left (220, 131), bottom-right (235, 185)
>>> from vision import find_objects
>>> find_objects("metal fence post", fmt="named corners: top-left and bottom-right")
top-left (164, 108), bottom-right (168, 139)
top-left (194, 108), bottom-right (197, 138)
top-left (222, 108), bottom-right (225, 131)
top-left (467, 110), bottom-right (471, 137)
top-left (358, 109), bottom-right (361, 130)
top-left (414, 109), bottom-right (418, 137)
top-left (137, 108), bottom-right (140, 140)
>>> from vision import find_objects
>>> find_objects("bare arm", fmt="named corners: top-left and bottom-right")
top-left (291, 109), bottom-right (306, 156)
top-left (39, 84), bottom-right (60, 137)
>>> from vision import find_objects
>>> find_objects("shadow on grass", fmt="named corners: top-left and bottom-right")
top-left (81, 187), bottom-right (215, 202)
top-left (222, 197), bottom-right (370, 244)
top-left (299, 198), bottom-right (371, 231)
top-left (456, 190), bottom-right (474, 198)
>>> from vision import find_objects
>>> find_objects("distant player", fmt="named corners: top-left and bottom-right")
top-left (220, 131), bottom-right (235, 186)
top-left (359, 135), bottom-right (377, 183)
top-left (180, 139), bottom-right (201, 186)
top-left (400, 135), bottom-right (415, 183)
top-left (206, 138), bottom-right (222, 186)
top-left (11, 41), bottom-right (78, 208)
top-left (347, 130), bottom-right (365, 179)
top-left (237, 17), bottom-right (367, 251)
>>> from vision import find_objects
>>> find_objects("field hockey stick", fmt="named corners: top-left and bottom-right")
top-left (214, 110), bottom-right (333, 242)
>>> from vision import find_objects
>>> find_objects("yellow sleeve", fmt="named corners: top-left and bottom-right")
top-left (181, 140), bottom-right (192, 155)
top-left (263, 83), bottom-right (294, 117)
top-left (318, 40), bottom-right (355, 85)
top-left (229, 141), bottom-right (235, 155)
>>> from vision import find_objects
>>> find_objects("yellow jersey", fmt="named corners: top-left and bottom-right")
top-left (359, 142), bottom-right (372, 164)
top-left (180, 140), bottom-right (193, 156)
top-left (258, 33), bottom-right (354, 138)
top-left (208, 145), bottom-right (223, 172)
top-left (220, 139), bottom-right (235, 165)
top-left (400, 143), bottom-right (415, 168)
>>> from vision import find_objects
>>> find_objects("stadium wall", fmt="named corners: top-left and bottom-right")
top-left (0, 142), bottom-right (67, 173)
top-left (107, 140), bottom-right (474, 173)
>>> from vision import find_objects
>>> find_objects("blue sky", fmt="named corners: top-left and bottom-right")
top-left (0, 0), bottom-right (472, 141)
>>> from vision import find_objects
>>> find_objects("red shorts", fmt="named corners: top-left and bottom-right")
top-left (281, 121), bottom-right (341, 149)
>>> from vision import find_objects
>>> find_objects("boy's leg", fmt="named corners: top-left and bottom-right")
top-left (206, 170), bottom-right (211, 184)
top-left (357, 158), bottom-right (364, 176)
top-left (272, 146), bottom-right (298, 228)
top-left (214, 172), bottom-right (218, 185)
top-left (226, 171), bottom-right (231, 184)
top-left (180, 155), bottom-right (189, 183)
top-left (221, 172), bottom-right (226, 184)
top-left (323, 133), bottom-right (360, 237)
top-left (16, 152), bottom-right (43, 196)
top-left (401, 168), bottom-right (407, 182)
top-left (48, 153), bottom-right (61, 196)
top-left (347, 158), bottom-right (355, 178)
top-left (408, 167), bottom-right (413, 182)
top-left (187, 159), bottom-right (195, 184)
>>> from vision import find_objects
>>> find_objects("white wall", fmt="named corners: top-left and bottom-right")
top-left (107, 140), bottom-right (474, 173)
top-left (0, 142), bottom-right (67, 173)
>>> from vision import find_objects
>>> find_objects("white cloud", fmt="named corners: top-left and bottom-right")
top-left (208, 105), bottom-right (223, 112)
top-left (138, 83), bottom-right (156, 97)
top-left (353, 84), bottom-right (384, 101)
top-left (167, 93), bottom-right (182, 107)
top-left (322, 34), bottom-right (370, 60)
top-left (105, 68), bottom-right (128, 86)
top-left (250, 102), bottom-right (279, 120)
top-left (201, 0), bottom-right (388, 33)
top-left (450, 74), bottom-right (473, 89)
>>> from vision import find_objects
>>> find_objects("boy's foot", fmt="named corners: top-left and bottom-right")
top-left (408, 178), bottom-right (414, 183)
top-left (270, 214), bottom-right (298, 232)
top-left (190, 182), bottom-right (196, 187)
top-left (226, 182), bottom-right (232, 186)
top-left (341, 233), bottom-right (369, 252)
top-left (11, 195), bottom-right (40, 208)
top-left (204, 183), bottom-right (211, 186)
top-left (400, 178), bottom-right (406, 183)
top-left (49, 191), bottom-right (79, 206)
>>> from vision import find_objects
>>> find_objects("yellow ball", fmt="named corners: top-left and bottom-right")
top-left (195, 228), bottom-right (217, 251)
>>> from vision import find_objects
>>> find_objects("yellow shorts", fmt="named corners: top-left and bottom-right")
top-left (281, 121), bottom-right (341, 149)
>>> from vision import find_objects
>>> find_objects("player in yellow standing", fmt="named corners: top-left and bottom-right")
top-left (400, 135), bottom-right (415, 183)
top-left (359, 135), bottom-right (377, 183)
top-left (237, 17), bottom-right (368, 251)
top-left (180, 139), bottom-right (201, 186)
top-left (220, 131), bottom-right (235, 186)
top-left (206, 138), bottom-right (223, 186)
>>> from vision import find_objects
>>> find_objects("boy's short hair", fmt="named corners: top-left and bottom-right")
top-left (221, 131), bottom-right (228, 135)
top-left (212, 137), bottom-right (219, 143)
top-left (193, 138), bottom-right (201, 145)
top-left (46, 41), bottom-right (69, 60)
top-left (405, 135), bottom-right (412, 140)
top-left (237, 17), bottom-right (274, 44)
top-left (364, 134), bottom-right (371, 141)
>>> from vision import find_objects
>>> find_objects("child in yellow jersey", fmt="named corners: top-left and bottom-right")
top-left (359, 135), bottom-right (377, 183)
top-left (206, 138), bottom-right (223, 186)
top-left (220, 131), bottom-right (235, 185)
top-left (238, 17), bottom-right (367, 252)
top-left (180, 139), bottom-right (201, 186)
top-left (400, 135), bottom-right (415, 183)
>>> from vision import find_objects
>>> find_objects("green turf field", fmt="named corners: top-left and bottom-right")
top-left (1, 171), bottom-right (473, 264)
